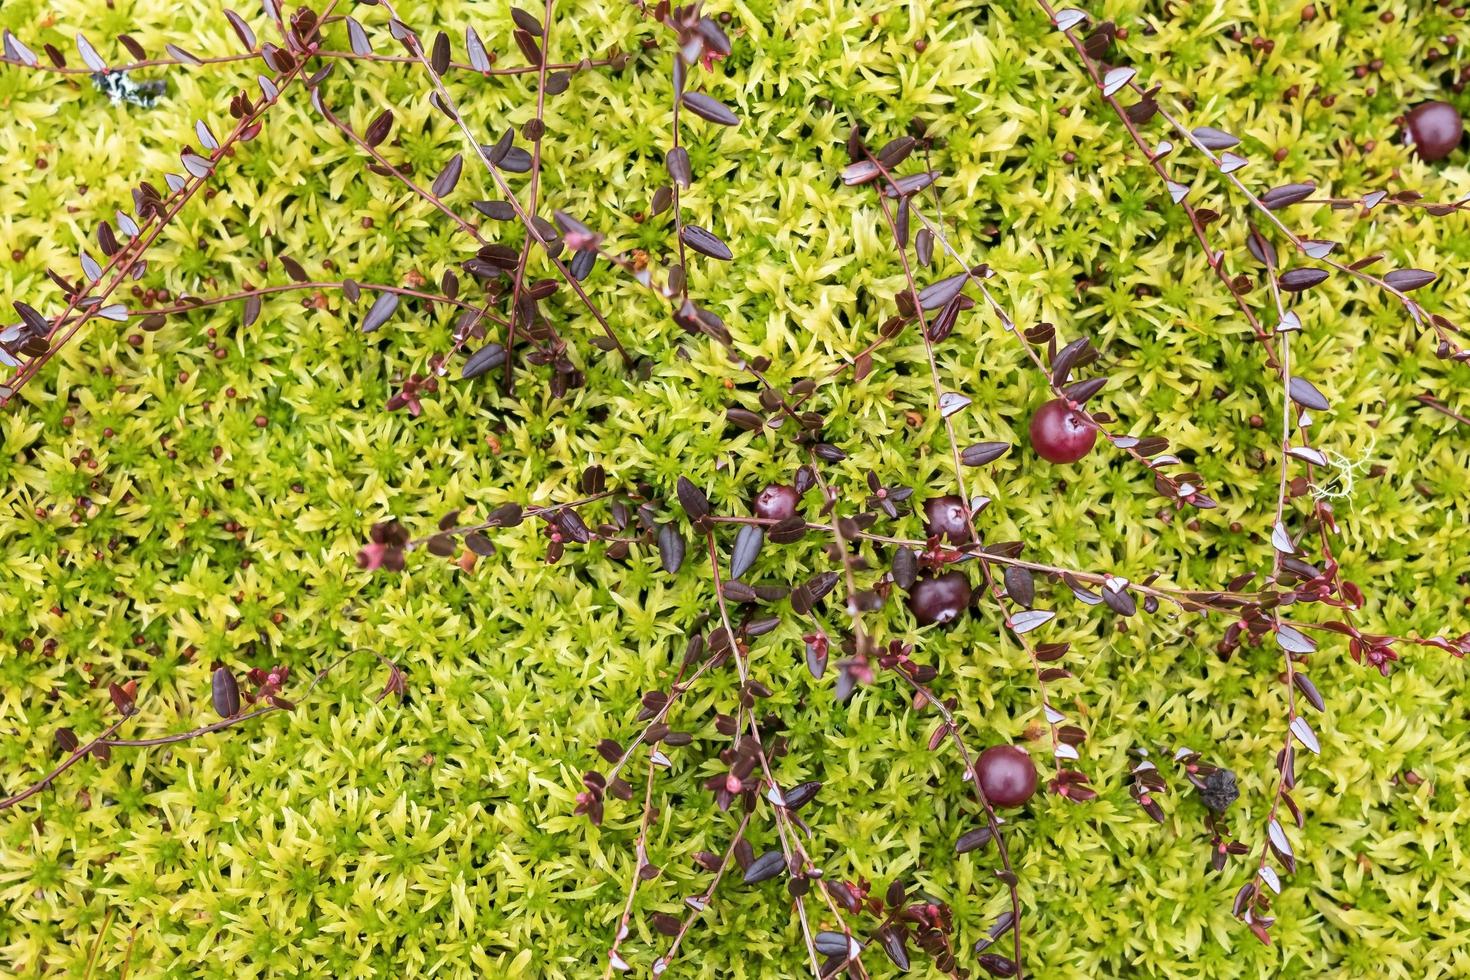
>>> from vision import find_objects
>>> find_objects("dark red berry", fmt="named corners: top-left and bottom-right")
top-left (1406, 101), bottom-right (1464, 161)
top-left (976, 745), bottom-right (1038, 807)
top-left (1028, 399), bottom-right (1097, 464)
top-left (754, 484), bottom-right (799, 521)
top-left (907, 571), bottom-right (972, 626)
top-left (922, 495), bottom-right (972, 542)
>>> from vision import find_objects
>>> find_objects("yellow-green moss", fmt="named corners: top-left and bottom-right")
top-left (1, 0), bottom-right (1468, 977)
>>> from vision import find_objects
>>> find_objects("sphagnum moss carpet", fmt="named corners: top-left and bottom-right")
top-left (1, 0), bottom-right (1469, 977)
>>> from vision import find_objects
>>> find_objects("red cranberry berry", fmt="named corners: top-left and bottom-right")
top-left (922, 495), bottom-right (972, 542)
top-left (1029, 398), bottom-right (1097, 464)
top-left (754, 484), bottom-right (799, 521)
top-left (907, 571), bottom-right (972, 626)
top-left (1405, 101), bottom-right (1464, 161)
top-left (976, 745), bottom-right (1038, 807)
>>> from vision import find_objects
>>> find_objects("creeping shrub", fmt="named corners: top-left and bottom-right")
top-left (2, 0), bottom-right (1469, 976)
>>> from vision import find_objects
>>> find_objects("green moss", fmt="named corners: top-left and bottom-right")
top-left (2, 0), bottom-right (1470, 977)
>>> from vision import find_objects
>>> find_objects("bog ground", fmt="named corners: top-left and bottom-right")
top-left (1, 0), bottom-right (1468, 977)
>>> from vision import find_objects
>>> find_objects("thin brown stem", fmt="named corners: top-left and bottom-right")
top-left (503, 0), bottom-right (559, 392)
top-left (373, 0), bottom-right (632, 365)
top-left (603, 760), bottom-right (659, 977)
top-left (654, 811), bottom-right (753, 974)
top-left (1415, 393), bottom-right (1470, 427)
top-left (1, 42), bottom-right (320, 403)
top-left (0, 648), bottom-right (391, 811)
top-left (0, 48), bottom-right (629, 78)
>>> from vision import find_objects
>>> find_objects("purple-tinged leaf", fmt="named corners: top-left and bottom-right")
top-left (665, 147), bottom-right (692, 188)
top-left (956, 825), bottom-right (993, 853)
top-left (1004, 566), bottom-right (1035, 607)
top-left (841, 159), bottom-right (880, 186)
top-left (14, 302), bottom-right (49, 335)
top-left (917, 272), bottom-right (966, 310)
top-left (56, 727), bottom-right (80, 753)
top-left (1275, 623), bottom-right (1317, 654)
top-left (1293, 673), bottom-right (1325, 711)
top-left (681, 91), bottom-right (738, 126)
top-left (166, 42), bottom-right (201, 64)
top-left (180, 152), bottom-right (214, 179)
top-left (511, 6), bottom-right (544, 36)
top-left (280, 255), bottom-right (308, 282)
top-left (4, 31), bottom-right (39, 67)
top-left (1101, 66), bottom-right (1136, 96)
top-left (1267, 819), bottom-right (1293, 859)
top-left (1290, 717), bottom-right (1320, 754)
top-left (881, 171), bottom-right (938, 198)
top-left (223, 10), bottom-right (257, 50)
top-left (474, 200), bottom-right (516, 221)
top-left (1259, 866), bottom-right (1282, 894)
top-left (1009, 609), bottom-right (1054, 634)
top-left (680, 225), bottom-right (732, 261)
top-left (361, 291), bottom-right (399, 333)
top-left (1232, 882), bottom-right (1256, 917)
top-left (347, 17), bottom-right (372, 55)
top-left (784, 780), bottom-right (821, 810)
top-left (731, 525), bottom-right (763, 579)
top-left (1260, 182), bottom-right (1316, 210)
top-left (432, 154), bottom-right (463, 197)
top-left (876, 925), bottom-right (910, 971)
top-left (743, 851), bottom-right (785, 884)
top-left (1287, 376), bottom-right (1329, 412)
top-left (108, 682), bottom-right (136, 716)
top-left (1193, 126), bottom-right (1240, 149)
top-left (462, 343), bottom-right (506, 379)
top-left (916, 228), bottom-right (934, 266)
top-left (1278, 268), bottom-right (1329, 293)
top-left (513, 28), bottom-right (541, 65)
top-left (978, 953), bottom-right (1018, 978)
top-left (1054, 9), bottom-right (1087, 31)
top-left (1383, 269), bottom-right (1436, 291)
top-left (212, 667), bottom-right (240, 717)
top-left (676, 476), bottom-right (711, 526)
top-left (195, 120), bottom-right (220, 151)
top-left (465, 25), bottom-right (491, 71)
top-left (657, 523), bottom-right (685, 573)
top-left (365, 109), bottom-right (394, 147)
top-left (75, 33), bottom-right (106, 71)
top-left (430, 31), bottom-right (451, 74)
top-left (938, 391), bottom-right (971, 418)
top-left (961, 441), bottom-right (1009, 466)
top-left (1218, 152), bottom-right (1248, 173)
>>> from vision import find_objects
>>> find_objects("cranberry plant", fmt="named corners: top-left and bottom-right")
top-left (2, 0), bottom-right (1468, 976)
